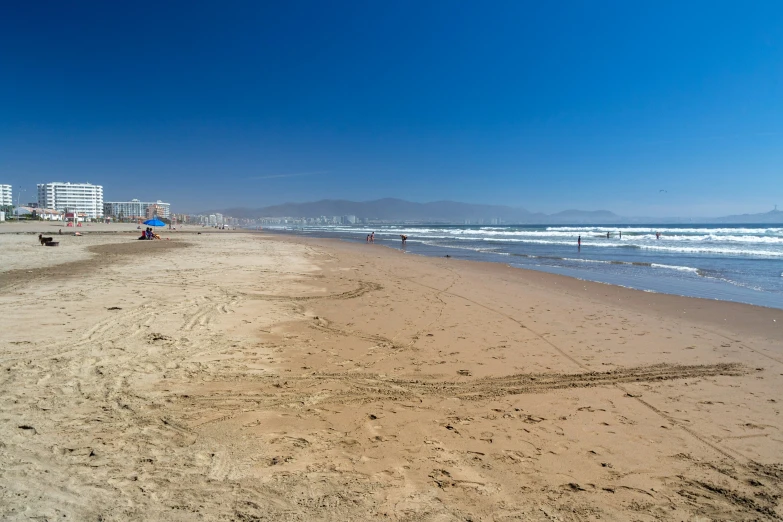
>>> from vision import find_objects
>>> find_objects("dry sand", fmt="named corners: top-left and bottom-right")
top-left (1, 230), bottom-right (781, 521)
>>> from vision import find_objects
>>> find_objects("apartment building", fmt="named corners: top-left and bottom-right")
top-left (37, 182), bottom-right (104, 219)
top-left (0, 184), bottom-right (12, 206)
top-left (103, 199), bottom-right (171, 220)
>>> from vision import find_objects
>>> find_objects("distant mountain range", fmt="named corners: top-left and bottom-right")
top-left (205, 198), bottom-right (621, 224)
top-left (706, 208), bottom-right (783, 224)
top-left (203, 198), bottom-right (783, 224)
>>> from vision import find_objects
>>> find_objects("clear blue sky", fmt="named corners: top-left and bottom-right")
top-left (1, 1), bottom-right (781, 216)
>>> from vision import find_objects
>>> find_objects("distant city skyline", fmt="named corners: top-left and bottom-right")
top-left (4, 178), bottom-right (782, 220)
top-left (1, 2), bottom-right (782, 217)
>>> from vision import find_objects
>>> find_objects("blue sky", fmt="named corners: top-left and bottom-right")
top-left (1, 1), bottom-right (781, 216)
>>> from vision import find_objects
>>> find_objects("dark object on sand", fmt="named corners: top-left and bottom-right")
top-left (445, 255), bottom-right (451, 258)
top-left (44, 241), bottom-right (59, 247)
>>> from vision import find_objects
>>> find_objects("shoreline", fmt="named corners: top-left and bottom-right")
top-left (268, 231), bottom-right (783, 340)
top-left (261, 225), bottom-right (783, 311)
top-left (6, 222), bottom-right (781, 314)
top-left (6, 220), bottom-right (781, 312)
top-left (4, 226), bottom-right (780, 338)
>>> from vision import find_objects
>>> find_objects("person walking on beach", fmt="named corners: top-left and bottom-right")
top-left (366, 234), bottom-right (370, 243)
top-left (370, 232), bottom-right (375, 243)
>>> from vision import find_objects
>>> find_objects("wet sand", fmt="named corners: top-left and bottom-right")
top-left (1, 231), bottom-right (781, 520)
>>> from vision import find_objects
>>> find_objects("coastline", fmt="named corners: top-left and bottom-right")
top-left (263, 224), bottom-right (783, 310)
top-left (1, 230), bottom-right (781, 520)
top-left (274, 232), bottom-right (783, 340)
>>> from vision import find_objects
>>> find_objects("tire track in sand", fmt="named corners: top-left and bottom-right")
top-left (183, 363), bottom-right (746, 407)
top-left (378, 267), bottom-right (760, 465)
top-left (239, 280), bottom-right (382, 302)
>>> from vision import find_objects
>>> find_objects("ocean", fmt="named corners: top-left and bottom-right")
top-left (264, 224), bottom-right (783, 310)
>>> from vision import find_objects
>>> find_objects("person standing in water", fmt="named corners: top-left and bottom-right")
top-left (578, 235), bottom-right (581, 250)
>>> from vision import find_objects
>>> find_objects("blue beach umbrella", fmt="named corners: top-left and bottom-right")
top-left (143, 218), bottom-right (165, 227)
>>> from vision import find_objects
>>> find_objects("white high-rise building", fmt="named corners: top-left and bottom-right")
top-left (0, 185), bottom-right (12, 206)
top-left (37, 182), bottom-right (104, 219)
top-left (103, 199), bottom-right (171, 219)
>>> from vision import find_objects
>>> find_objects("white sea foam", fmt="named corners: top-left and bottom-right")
top-left (635, 244), bottom-right (783, 257)
top-left (418, 241), bottom-right (506, 255)
top-left (698, 274), bottom-right (766, 293)
top-left (560, 257), bottom-right (610, 264)
top-left (559, 258), bottom-right (700, 273)
top-left (507, 238), bottom-right (776, 257)
top-left (650, 263), bottom-right (700, 274)
top-left (308, 227), bottom-right (783, 248)
top-left (411, 234), bottom-right (783, 257)
top-left (296, 224), bottom-right (781, 239)
top-left (275, 224), bottom-right (783, 257)
top-left (547, 226), bottom-right (783, 235)
top-left (291, 226), bottom-right (783, 257)
top-left (648, 234), bottom-right (783, 244)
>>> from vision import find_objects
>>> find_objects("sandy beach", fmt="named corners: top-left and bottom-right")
top-left (1, 227), bottom-right (781, 521)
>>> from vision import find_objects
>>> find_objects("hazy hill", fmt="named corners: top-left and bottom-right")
top-left (205, 198), bottom-right (622, 223)
top-left (205, 199), bottom-right (783, 224)
top-left (707, 209), bottom-right (783, 224)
